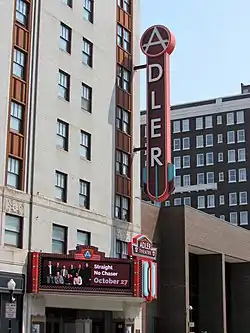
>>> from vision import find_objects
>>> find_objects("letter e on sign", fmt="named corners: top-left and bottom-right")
top-left (140, 25), bottom-right (175, 202)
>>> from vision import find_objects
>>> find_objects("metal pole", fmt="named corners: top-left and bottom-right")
top-left (8, 318), bottom-right (11, 333)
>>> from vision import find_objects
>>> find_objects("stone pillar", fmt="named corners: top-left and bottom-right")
top-left (198, 254), bottom-right (226, 333)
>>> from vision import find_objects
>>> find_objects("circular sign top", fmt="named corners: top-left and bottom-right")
top-left (140, 25), bottom-right (175, 58)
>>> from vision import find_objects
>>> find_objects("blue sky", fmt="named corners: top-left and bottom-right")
top-left (140, 0), bottom-right (250, 109)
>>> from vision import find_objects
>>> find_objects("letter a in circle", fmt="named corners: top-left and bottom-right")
top-left (142, 27), bottom-right (169, 55)
top-left (84, 250), bottom-right (92, 259)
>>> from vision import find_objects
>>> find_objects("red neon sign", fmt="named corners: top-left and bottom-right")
top-left (140, 25), bottom-right (175, 202)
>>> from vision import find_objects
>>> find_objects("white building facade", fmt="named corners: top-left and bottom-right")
top-left (0, 0), bottom-right (142, 332)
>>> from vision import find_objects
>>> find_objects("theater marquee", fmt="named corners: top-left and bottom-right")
top-left (140, 25), bottom-right (176, 202)
top-left (28, 245), bottom-right (134, 295)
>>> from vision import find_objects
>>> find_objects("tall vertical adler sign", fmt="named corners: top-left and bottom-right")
top-left (141, 25), bottom-right (176, 202)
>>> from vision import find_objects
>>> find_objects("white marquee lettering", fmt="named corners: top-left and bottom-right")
top-left (150, 147), bottom-right (163, 167)
top-left (148, 64), bottom-right (163, 83)
top-left (151, 91), bottom-right (161, 110)
top-left (151, 118), bottom-right (161, 138)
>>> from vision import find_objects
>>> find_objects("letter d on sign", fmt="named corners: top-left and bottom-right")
top-left (148, 64), bottom-right (163, 83)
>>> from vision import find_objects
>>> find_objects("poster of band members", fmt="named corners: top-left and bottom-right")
top-left (41, 258), bottom-right (131, 289)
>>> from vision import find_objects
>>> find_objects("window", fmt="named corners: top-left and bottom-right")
top-left (207, 195), bottom-right (215, 208)
top-left (226, 112), bottom-right (234, 125)
top-left (205, 134), bottom-right (213, 147)
top-left (219, 195), bottom-right (224, 205)
top-left (238, 148), bottom-right (246, 162)
top-left (207, 172), bottom-right (214, 184)
top-left (217, 134), bottom-right (223, 143)
top-left (13, 48), bottom-right (26, 80)
top-left (57, 119), bottom-right (69, 151)
top-left (55, 171), bottom-right (67, 202)
top-left (52, 224), bottom-right (67, 254)
top-left (230, 212), bottom-right (237, 225)
top-left (116, 107), bottom-right (130, 134)
top-left (80, 130), bottom-right (91, 160)
top-left (183, 155), bottom-right (190, 168)
top-left (81, 83), bottom-right (92, 112)
top-left (7, 157), bottom-right (20, 189)
top-left (197, 196), bottom-right (205, 209)
top-left (182, 137), bottom-right (190, 150)
top-left (196, 117), bottom-right (203, 130)
top-left (77, 230), bottom-right (90, 246)
top-left (60, 23), bottom-right (71, 53)
top-left (197, 173), bottom-right (204, 185)
top-left (240, 211), bottom-right (248, 225)
top-left (118, 0), bottom-right (131, 13)
top-left (237, 129), bottom-right (245, 143)
top-left (117, 65), bottom-right (131, 92)
top-left (218, 172), bottom-right (224, 182)
top-left (228, 169), bottom-right (236, 183)
top-left (16, 0), bottom-right (29, 26)
top-left (206, 152), bottom-right (213, 165)
top-left (62, 0), bottom-right (73, 7)
top-left (82, 38), bottom-right (93, 67)
top-left (229, 192), bottom-right (237, 206)
top-left (4, 214), bottom-right (22, 248)
top-left (218, 152), bottom-right (223, 162)
top-left (173, 139), bottom-right (181, 151)
top-left (184, 197), bottom-right (191, 206)
top-left (173, 121), bottom-right (180, 133)
top-left (205, 115), bottom-right (212, 128)
top-left (239, 168), bottom-right (247, 182)
top-left (196, 135), bottom-right (203, 148)
top-left (83, 0), bottom-right (93, 23)
top-left (217, 115), bottom-right (222, 124)
top-left (10, 102), bottom-right (23, 133)
top-left (196, 154), bottom-right (204, 167)
top-left (228, 150), bottom-right (235, 163)
top-left (237, 110), bottom-right (244, 124)
top-left (239, 191), bottom-right (247, 205)
top-left (227, 131), bottom-right (235, 144)
top-left (116, 240), bottom-right (128, 259)
top-left (174, 198), bottom-right (181, 206)
top-left (183, 175), bottom-right (190, 187)
top-left (58, 70), bottom-right (70, 101)
top-left (116, 150), bottom-right (130, 177)
top-left (79, 180), bottom-right (90, 209)
top-left (115, 195), bottom-right (130, 221)
top-left (117, 24), bottom-right (131, 53)
top-left (174, 156), bottom-right (181, 169)
top-left (174, 175), bottom-right (181, 187)
top-left (182, 119), bottom-right (189, 132)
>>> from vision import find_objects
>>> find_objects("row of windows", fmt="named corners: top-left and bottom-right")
top-left (174, 151), bottom-right (247, 170)
top-left (173, 111), bottom-right (245, 133)
top-left (59, 64), bottom-right (131, 111)
top-left (174, 166), bottom-right (246, 185)
top-left (173, 129), bottom-right (245, 151)
top-left (172, 192), bottom-right (248, 207)
top-left (61, 0), bottom-right (94, 23)
top-left (166, 198), bottom-right (248, 226)
top-left (4, 214), bottom-right (130, 259)
top-left (6, 163), bottom-right (131, 222)
top-left (60, 22), bottom-right (131, 61)
top-left (174, 169), bottom-right (247, 187)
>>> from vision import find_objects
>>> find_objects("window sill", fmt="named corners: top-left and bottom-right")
top-left (80, 156), bottom-right (91, 163)
top-left (56, 146), bottom-right (68, 153)
top-left (3, 244), bottom-right (23, 251)
top-left (59, 47), bottom-right (71, 56)
top-left (79, 204), bottom-right (90, 211)
top-left (81, 107), bottom-right (92, 114)
top-left (114, 217), bottom-right (131, 224)
top-left (58, 96), bottom-right (70, 103)
top-left (82, 61), bottom-right (93, 69)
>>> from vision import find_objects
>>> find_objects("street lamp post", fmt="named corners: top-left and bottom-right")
top-left (7, 279), bottom-right (16, 333)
